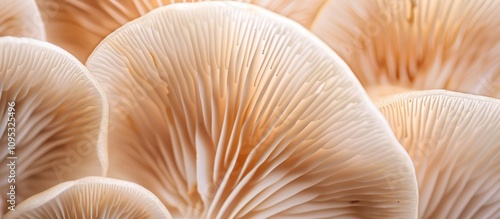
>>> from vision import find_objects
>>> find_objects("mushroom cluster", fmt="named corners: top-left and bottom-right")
top-left (0, 1), bottom-right (498, 218)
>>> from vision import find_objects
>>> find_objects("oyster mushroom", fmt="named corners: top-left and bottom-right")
top-left (3, 177), bottom-right (172, 219)
top-left (87, 2), bottom-right (418, 218)
top-left (0, 0), bottom-right (45, 39)
top-left (0, 37), bottom-right (107, 215)
top-left (311, 0), bottom-right (500, 100)
top-left (378, 90), bottom-right (500, 218)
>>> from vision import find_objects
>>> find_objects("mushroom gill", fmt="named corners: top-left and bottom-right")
top-left (311, 0), bottom-right (500, 100)
top-left (0, 37), bottom-right (107, 215)
top-left (0, 0), bottom-right (45, 39)
top-left (87, 2), bottom-right (418, 218)
top-left (3, 177), bottom-right (172, 219)
top-left (378, 90), bottom-right (500, 218)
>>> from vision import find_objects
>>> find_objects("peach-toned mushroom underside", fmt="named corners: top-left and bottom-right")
top-left (86, 2), bottom-right (418, 218)
top-left (311, 0), bottom-right (500, 100)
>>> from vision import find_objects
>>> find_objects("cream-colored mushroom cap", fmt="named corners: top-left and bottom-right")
top-left (3, 176), bottom-right (172, 219)
top-left (0, 0), bottom-right (45, 39)
top-left (311, 0), bottom-right (500, 100)
top-left (0, 37), bottom-right (107, 215)
top-left (378, 90), bottom-right (500, 218)
top-left (87, 2), bottom-right (418, 218)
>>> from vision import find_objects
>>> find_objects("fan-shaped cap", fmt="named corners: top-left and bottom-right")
top-left (3, 176), bottom-right (172, 218)
top-left (0, 0), bottom-right (45, 39)
top-left (311, 0), bottom-right (500, 99)
top-left (378, 90), bottom-right (500, 218)
top-left (87, 2), bottom-right (418, 218)
top-left (0, 37), bottom-right (108, 215)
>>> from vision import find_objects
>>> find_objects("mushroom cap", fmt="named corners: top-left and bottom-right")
top-left (87, 1), bottom-right (418, 218)
top-left (3, 176), bottom-right (172, 219)
top-left (0, 37), bottom-right (108, 215)
top-left (378, 90), bottom-right (500, 218)
top-left (311, 0), bottom-right (500, 99)
top-left (0, 0), bottom-right (45, 39)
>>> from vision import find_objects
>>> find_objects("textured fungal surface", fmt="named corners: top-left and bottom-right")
top-left (378, 90), bottom-right (500, 218)
top-left (0, 37), bottom-right (107, 215)
top-left (36, 0), bottom-right (182, 62)
top-left (3, 177), bottom-right (172, 219)
top-left (36, 0), bottom-right (327, 62)
top-left (87, 2), bottom-right (418, 218)
top-left (312, 0), bottom-right (500, 99)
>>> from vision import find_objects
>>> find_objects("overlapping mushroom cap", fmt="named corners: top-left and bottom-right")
top-left (87, 2), bottom-right (418, 218)
top-left (378, 90), bottom-right (500, 218)
top-left (0, 0), bottom-right (45, 39)
top-left (0, 37), bottom-right (107, 215)
top-left (311, 0), bottom-right (500, 100)
top-left (3, 177), bottom-right (172, 219)
top-left (35, 0), bottom-right (328, 62)
top-left (36, 0), bottom-right (170, 62)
